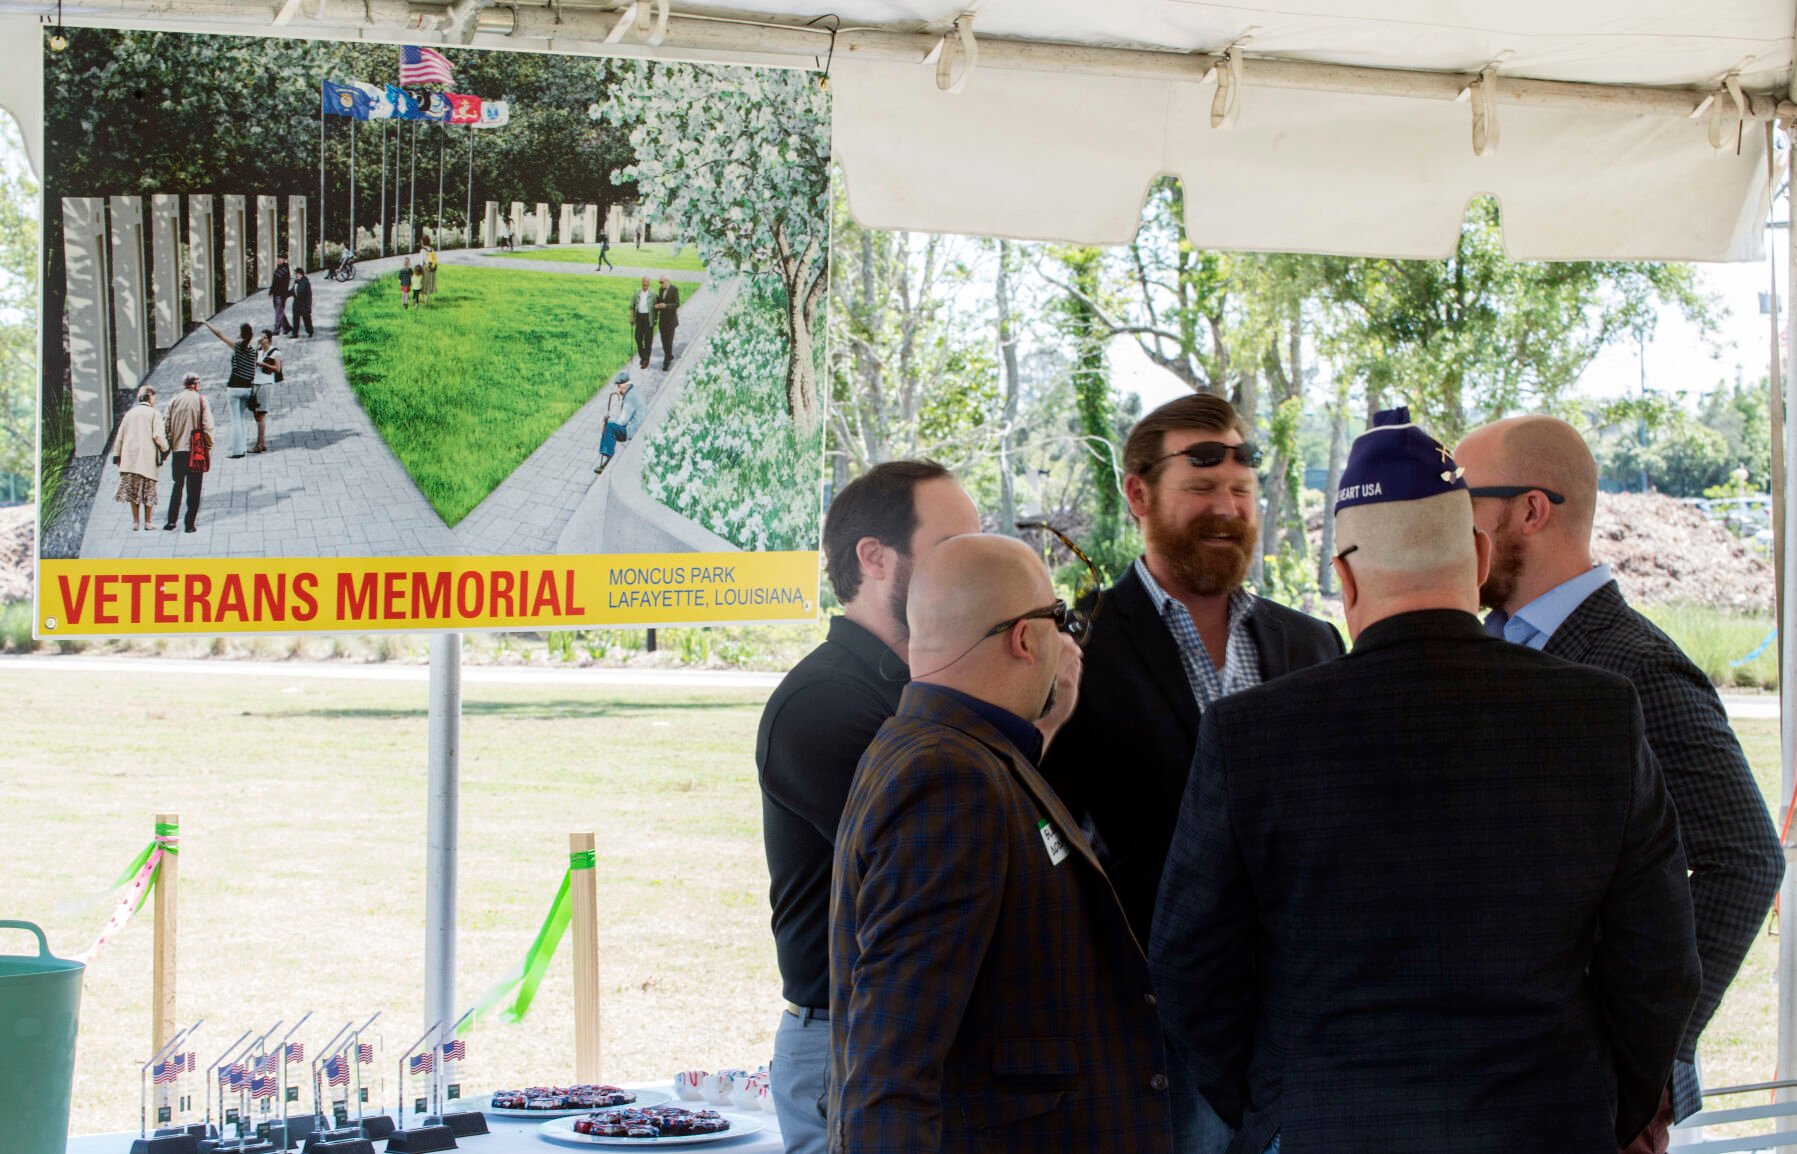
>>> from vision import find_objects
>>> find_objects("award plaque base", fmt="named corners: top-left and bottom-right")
top-left (265, 1115), bottom-right (319, 1149)
top-left (156, 1124), bottom-right (212, 1140)
top-left (301, 1128), bottom-right (364, 1152)
top-left (359, 1114), bottom-right (397, 1140)
top-left (425, 1111), bottom-right (489, 1137)
top-left (310, 1141), bottom-right (375, 1154)
top-left (131, 1136), bottom-right (199, 1154)
top-left (384, 1125), bottom-right (458, 1152)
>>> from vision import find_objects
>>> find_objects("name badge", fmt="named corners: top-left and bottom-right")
top-left (1038, 819), bottom-right (1069, 866)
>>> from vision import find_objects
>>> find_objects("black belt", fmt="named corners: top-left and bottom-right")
top-left (783, 1002), bottom-right (828, 1023)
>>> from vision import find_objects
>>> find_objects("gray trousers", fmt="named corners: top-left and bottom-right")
top-left (771, 1009), bottom-right (828, 1154)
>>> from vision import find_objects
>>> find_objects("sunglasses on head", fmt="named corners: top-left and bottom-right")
top-left (1155, 440), bottom-right (1264, 470)
top-left (1466, 485), bottom-right (1566, 505)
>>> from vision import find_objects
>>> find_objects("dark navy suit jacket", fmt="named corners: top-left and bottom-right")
top-left (1150, 609), bottom-right (1701, 1154)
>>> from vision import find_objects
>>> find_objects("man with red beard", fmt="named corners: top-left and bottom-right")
top-left (1040, 393), bottom-right (1343, 1154)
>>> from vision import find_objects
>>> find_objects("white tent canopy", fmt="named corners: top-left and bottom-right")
top-left (3, 0), bottom-right (1795, 1121)
top-left (1, 1), bottom-right (1794, 259)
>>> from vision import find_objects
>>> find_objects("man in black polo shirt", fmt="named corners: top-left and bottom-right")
top-left (756, 459), bottom-right (980, 1154)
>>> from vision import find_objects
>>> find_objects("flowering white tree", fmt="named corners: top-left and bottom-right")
top-left (601, 61), bottom-right (831, 432)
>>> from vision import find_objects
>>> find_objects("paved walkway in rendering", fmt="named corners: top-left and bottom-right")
top-left (76, 254), bottom-right (465, 560)
top-left (74, 247), bottom-right (709, 560)
top-left (451, 258), bottom-right (730, 556)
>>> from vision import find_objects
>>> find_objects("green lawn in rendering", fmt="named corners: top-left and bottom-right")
top-left (337, 265), bottom-right (700, 525)
top-left (488, 241), bottom-right (707, 272)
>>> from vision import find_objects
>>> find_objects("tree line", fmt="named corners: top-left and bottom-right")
top-left (828, 177), bottom-right (1752, 607)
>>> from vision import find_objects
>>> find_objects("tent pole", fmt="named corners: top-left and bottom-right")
top-left (1780, 112), bottom-right (1797, 1139)
top-left (424, 633), bottom-right (461, 1053)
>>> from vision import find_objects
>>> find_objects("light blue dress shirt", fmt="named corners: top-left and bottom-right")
top-left (1484, 563), bottom-right (1613, 650)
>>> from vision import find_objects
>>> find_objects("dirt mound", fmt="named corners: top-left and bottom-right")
top-left (1593, 492), bottom-right (1772, 615)
top-left (0, 504), bottom-right (32, 603)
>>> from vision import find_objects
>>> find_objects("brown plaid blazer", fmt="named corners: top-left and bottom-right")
top-left (829, 682), bottom-right (1175, 1154)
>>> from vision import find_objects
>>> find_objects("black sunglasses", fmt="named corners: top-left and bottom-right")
top-left (1155, 440), bottom-right (1265, 470)
top-left (1466, 485), bottom-right (1566, 505)
top-left (1016, 521), bottom-right (1103, 647)
top-left (983, 599), bottom-right (1074, 641)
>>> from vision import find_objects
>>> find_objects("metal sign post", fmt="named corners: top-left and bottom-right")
top-left (424, 634), bottom-right (462, 1080)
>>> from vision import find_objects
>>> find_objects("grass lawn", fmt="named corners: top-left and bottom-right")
top-left (488, 243), bottom-right (706, 272)
top-left (338, 266), bottom-right (699, 526)
top-left (3, 666), bottom-right (778, 1135)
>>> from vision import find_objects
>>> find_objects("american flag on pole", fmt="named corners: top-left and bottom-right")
top-left (440, 1039), bottom-right (466, 1062)
top-left (357, 1043), bottom-right (375, 1065)
top-left (186, 1052), bottom-right (197, 1073)
top-left (409, 1051), bottom-right (436, 1075)
top-left (254, 1052), bottom-right (280, 1074)
top-left (324, 1054), bottom-right (350, 1088)
top-left (399, 45), bottom-right (454, 85)
top-left (284, 1043), bottom-right (304, 1065)
top-left (250, 1074), bottom-right (277, 1100)
top-left (153, 1061), bottom-right (177, 1085)
top-left (220, 1062), bottom-right (246, 1089)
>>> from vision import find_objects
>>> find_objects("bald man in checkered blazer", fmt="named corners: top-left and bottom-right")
top-left (829, 536), bottom-right (1174, 1154)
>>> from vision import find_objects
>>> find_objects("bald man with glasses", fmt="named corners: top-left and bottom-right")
top-left (1456, 415), bottom-right (1782, 1150)
top-left (829, 534), bottom-right (1173, 1154)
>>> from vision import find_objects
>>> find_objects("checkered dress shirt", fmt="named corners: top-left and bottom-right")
top-left (1133, 558), bottom-right (1260, 707)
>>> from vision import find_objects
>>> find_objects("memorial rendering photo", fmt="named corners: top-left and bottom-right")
top-left (36, 27), bottom-right (829, 594)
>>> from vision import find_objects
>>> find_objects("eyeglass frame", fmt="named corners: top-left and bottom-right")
top-left (1152, 440), bottom-right (1266, 471)
top-left (1015, 521), bottom-right (1104, 647)
top-left (1466, 485), bottom-right (1566, 505)
top-left (982, 598), bottom-right (1073, 641)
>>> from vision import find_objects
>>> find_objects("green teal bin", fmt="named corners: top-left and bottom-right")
top-left (0, 920), bottom-right (85, 1154)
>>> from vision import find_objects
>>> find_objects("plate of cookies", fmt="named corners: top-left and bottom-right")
top-left (487, 1085), bottom-right (671, 1118)
top-left (539, 1106), bottom-right (765, 1146)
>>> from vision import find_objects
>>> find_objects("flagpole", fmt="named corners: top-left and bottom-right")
top-left (409, 120), bottom-right (417, 252)
top-left (318, 98), bottom-right (326, 269)
top-left (349, 118), bottom-right (357, 259)
top-left (465, 124), bottom-right (474, 250)
top-left (379, 119), bottom-right (387, 257)
top-left (436, 125), bottom-right (445, 246)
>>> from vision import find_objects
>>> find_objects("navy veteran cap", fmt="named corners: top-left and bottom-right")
top-left (1334, 406), bottom-right (1467, 514)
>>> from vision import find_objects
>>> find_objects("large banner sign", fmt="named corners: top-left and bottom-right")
top-left (36, 28), bottom-right (829, 637)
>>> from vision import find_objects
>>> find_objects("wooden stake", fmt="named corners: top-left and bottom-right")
top-left (570, 832), bottom-right (601, 1082)
top-left (153, 812), bottom-right (179, 1114)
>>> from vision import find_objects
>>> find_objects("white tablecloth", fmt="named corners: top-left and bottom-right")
top-left (66, 1084), bottom-right (786, 1154)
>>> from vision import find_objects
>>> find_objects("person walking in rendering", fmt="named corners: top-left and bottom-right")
top-left (113, 384), bottom-right (168, 532)
top-left (595, 232), bottom-right (614, 271)
top-left (249, 328), bottom-right (281, 454)
top-left (499, 217), bottom-right (514, 251)
top-left (594, 370), bottom-right (644, 476)
top-left (290, 267), bottom-right (314, 337)
top-left (632, 276), bottom-right (656, 369)
top-left (419, 243), bottom-right (438, 307)
top-left (203, 319), bottom-right (260, 458)
top-left (162, 372), bottom-right (215, 533)
top-left (655, 275), bottom-right (681, 370)
top-left (269, 254), bottom-right (294, 336)
top-left (399, 257), bottom-right (415, 309)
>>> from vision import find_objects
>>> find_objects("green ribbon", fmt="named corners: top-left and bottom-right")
top-left (108, 822), bottom-right (179, 915)
top-left (459, 849), bottom-right (594, 1036)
